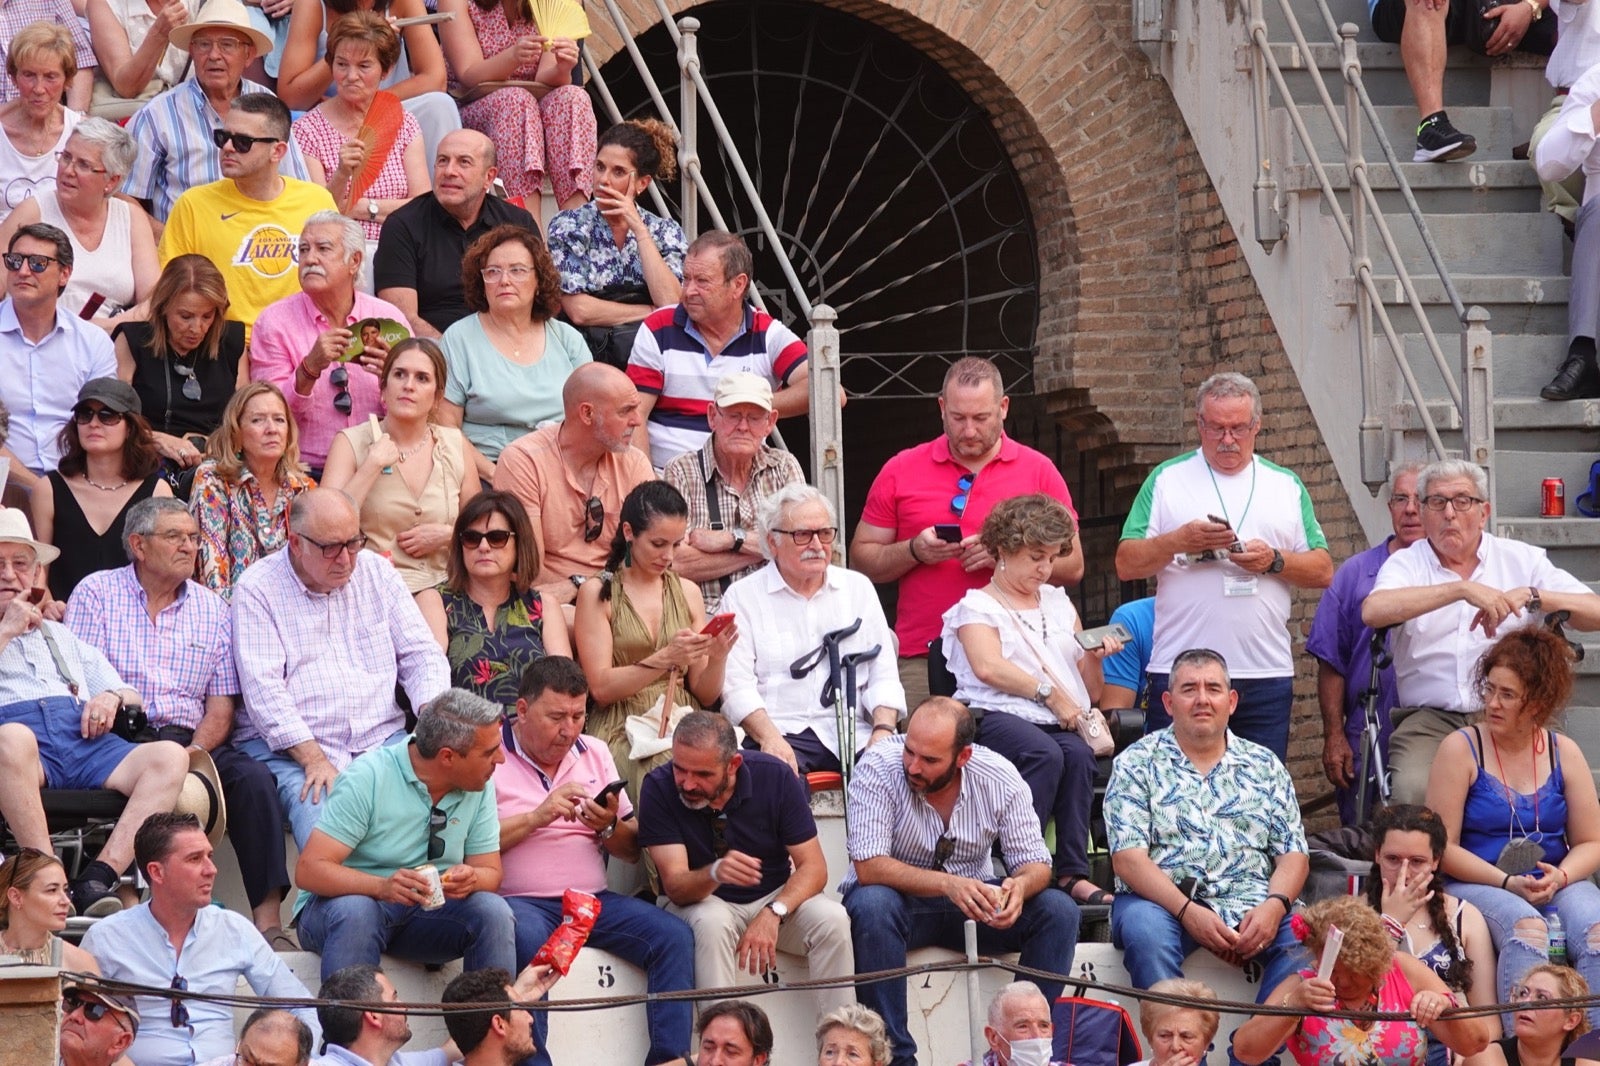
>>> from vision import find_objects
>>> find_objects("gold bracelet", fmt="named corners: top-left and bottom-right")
top-left (1526, 0), bottom-right (1541, 17)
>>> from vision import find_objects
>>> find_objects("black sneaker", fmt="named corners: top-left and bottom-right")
top-left (70, 861), bottom-right (123, 918)
top-left (1414, 112), bottom-right (1477, 163)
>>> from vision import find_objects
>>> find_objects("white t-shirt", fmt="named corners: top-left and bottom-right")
top-left (941, 585), bottom-right (1092, 725)
top-left (1370, 532), bottom-right (1591, 712)
top-left (1120, 452), bottom-right (1327, 677)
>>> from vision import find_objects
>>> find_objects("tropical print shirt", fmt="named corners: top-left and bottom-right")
top-left (439, 585), bottom-right (551, 711)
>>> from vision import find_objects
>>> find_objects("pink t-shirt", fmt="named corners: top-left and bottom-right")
top-left (495, 733), bottom-right (634, 898)
top-left (859, 433), bottom-right (1077, 656)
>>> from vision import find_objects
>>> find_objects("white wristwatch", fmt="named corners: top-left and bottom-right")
top-left (1034, 681), bottom-right (1053, 705)
top-left (366, 198), bottom-right (379, 222)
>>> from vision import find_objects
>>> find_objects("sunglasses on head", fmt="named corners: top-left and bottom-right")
top-left (211, 128), bottom-right (281, 153)
top-left (73, 405), bottom-right (124, 426)
top-left (3, 251), bottom-right (57, 274)
top-left (461, 529), bottom-right (515, 549)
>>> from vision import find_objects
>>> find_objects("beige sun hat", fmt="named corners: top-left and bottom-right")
top-left (168, 0), bottom-right (275, 56)
top-left (174, 748), bottom-right (228, 845)
top-left (0, 506), bottom-right (59, 565)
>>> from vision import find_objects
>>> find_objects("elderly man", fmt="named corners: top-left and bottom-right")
top-left (59, 986), bottom-right (140, 1066)
top-left (695, 1002), bottom-right (773, 1066)
top-left (125, 0), bottom-right (309, 223)
top-left (66, 497), bottom-right (290, 939)
top-left (663, 372), bottom-right (803, 612)
top-left (294, 688), bottom-right (517, 982)
top-left (1114, 372), bottom-right (1333, 761)
top-left (851, 357), bottom-right (1083, 711)
top-left (0, 223), bottom-right (116, 498)
top-left (964, 983), bottom-right (1062, 1066)
top-left (627, 230), bottom-right (812, 469)
top-left (158, 93), bottom-right (335, 343)
top-left (1362, 459), bottom-right (1600, 805)
top-left (1105, 649), bottom-right (1306, 1004)
top-left (495, 655), bottom-right (694, 1066)
top-left (231, 487), bottom-right (450, 844)
top-left (250, 211), bottom-right (408, 475)
top-left (719, 482), bottom-right (903, 776)
top-left (1306, 462), bottom-right (1427, 824)
top-left (493, 363), bottom-right (654, 609)
top-left (375, 130), bottom-right (535, 339)
top-left (845, 698), bottom-right (1078, 1066)
top-left (0, 507), bottom-right (187, 915)
top-left (82, 812), bottom-right (319, 1066)
top-left (199, 1010), bottom-right (315, 1066)
top-left (638, 710), bottom-right (854, 1015)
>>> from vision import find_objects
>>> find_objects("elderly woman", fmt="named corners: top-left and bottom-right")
top-left (0, 117), bottom-right (157, 326)
top-left (417, 490), bottom-right (571, 710)
top-left (547, 118), bottom-right (685, 366)
top-left (0, 850), bottom-right (99, 971)
top-left (190, 381), bottom-right (316, 598)
top-left (0, 24), bottom-right (84, 224)
top-left (291, 11), bottom-right (429, 247)
top-left (85, 0), bottom-right (202, 119)
top-left (1133, 979), bottom-right (1220, 1066)
top-left (439, 224), bottom-right (591, 480)
top-left (818, 1004), bottom-right (891, 1066)
top-left (1426, 626), bottom-right (1600, 1023)
top-left (1463, 965), bottom-right (1600, 1066)
top-left (938, 493), bottom-right (1119, 907)
top-left (719, 480), bottom-right (904, 776)
top-left (437, 0), bottom-right (596, 215)
top-left (1234, 896), bottom-right (1495, 1066)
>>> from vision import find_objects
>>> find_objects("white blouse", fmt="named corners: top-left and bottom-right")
top-left (940, 584), bottom-right (1092, 726)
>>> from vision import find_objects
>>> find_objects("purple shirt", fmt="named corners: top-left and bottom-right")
top-left (248, 291), bottom-right (407, 470)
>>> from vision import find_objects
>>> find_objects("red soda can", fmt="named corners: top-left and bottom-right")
top-left (1543, 478), bottom-right (1565, 518)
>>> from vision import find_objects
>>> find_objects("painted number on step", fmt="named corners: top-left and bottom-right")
top-left (597, 964), bottom-right (616, 989)
top-left (1469, 164), bottom-right (1487, 188)
top-left (762, 968), bottom-right (781, 986)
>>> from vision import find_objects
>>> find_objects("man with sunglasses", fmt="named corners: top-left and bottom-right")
top-left (0, 222), bottom-right (116, 503)
top-left (1362, 458), bottom-right (1600, 805)
top-left (158, 92), bottom-right (334, 347)
top-left (232, 488), bottom-right (449, 845)
top-left (1115, 371), bottom-right (1332, 762)
top-left (250, 211), bottom-right (409, 478)
top-left (58, 985), bottom-right (140, 1066)
top-left (638, 710), bottom-right (855, 1018)
top-left (851, 356), bottom-right (1084, 714)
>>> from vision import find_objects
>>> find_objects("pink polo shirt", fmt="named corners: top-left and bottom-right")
top-left (249, 290), bottom-right (408, 470)
top-left (859, 433), bottom-right (1077, 656)
top-left (495, 732), bottom-right (634, 898)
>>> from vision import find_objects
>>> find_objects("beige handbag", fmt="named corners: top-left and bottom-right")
top-left (990, 593), bottom-right (1114, 757)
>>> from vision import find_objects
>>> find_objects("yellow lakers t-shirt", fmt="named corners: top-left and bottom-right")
top-left (158, 177), bottom-right (338, 345)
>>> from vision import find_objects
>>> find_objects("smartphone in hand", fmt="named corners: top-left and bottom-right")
top-left (1075, 622), bottom-right (1133, 651)
top-left (702, 613), bottom-right (736, 637)
top-left (933, 524), bottom-right (963, 544)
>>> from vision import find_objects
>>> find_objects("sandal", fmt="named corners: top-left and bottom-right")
top-left (1059, 875), bottom-right (1114, 906)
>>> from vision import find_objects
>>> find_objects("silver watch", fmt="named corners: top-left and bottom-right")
top-left (765, 900), bottom-right (789, 921)
top-left (1034, 681), bottom-right (1054, 705)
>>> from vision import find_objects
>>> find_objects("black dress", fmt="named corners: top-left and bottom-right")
top-left (45, 472), bottom-right (160, 601)
top-left (116, 320), bottom-right (245, 440)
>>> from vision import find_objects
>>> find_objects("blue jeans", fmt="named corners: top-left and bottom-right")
top-left (236, 730), bottom-right (406, 847)
top-left (845, 883), bottom-right (1080, 1066)
top-left (1144, 674), bottom-right (1293, 761)
top-left (1110, 893), bottom-right (1301, 993)
top-left (1449, 878), bottom-right (1600, 1027)
top-left (507, 891), bottom-right (695, 1066)
top-left (297, 889), bottom-right (517, 982)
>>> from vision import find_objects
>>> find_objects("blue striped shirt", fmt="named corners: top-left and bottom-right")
top-left (840, 735), bottom-right (1050, 892)
top-left (123, 78), bottom-right (310, 222)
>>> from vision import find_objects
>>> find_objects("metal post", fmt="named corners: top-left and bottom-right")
top-left (964, 920), bottom-right (984, 1066)
top-left (807, 305), bottom-right (846, 563)
top-left (1461, 306), bottom-right (1497, 523)
top-left (677, 17), bottom-right (700, 242)
top-left (1342, 24), bottom-right (1384, 492)
top-left (1248, 0), bottom-right (1283, 251)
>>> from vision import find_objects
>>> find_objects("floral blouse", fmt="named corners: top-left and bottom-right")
top-left (545, 199), bottom-right (687, 295)
top-left (440, 585), bottom-right (551, 709)
top-left (190, 460), bottom-right (316, 599)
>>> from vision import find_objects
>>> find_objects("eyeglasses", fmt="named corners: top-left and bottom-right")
top-left (150, 530), bottom-right (202, 546)
top-left (480, 265), bottom-right (534, 283)
top-left (931, 834), bottom-right (955, 872)
top-left (714, 409), bottom-right (768, 427)
top-left (772, 527), bottom-right (837, 546)
top-left (1198, 418), bottom-right (1259, 441)
top-left (1387, 494), bottom-right (1418, 509)
top-left (951, 472), bottom-right (974, 517)
top-left (3, 251), bottom-right (57, 274)
top-left (54, 150), bottom-right (107, 176)
top-left (1511, 986), bottom-right (1557, 1003)
top-left (428, 805), bottom-right (447, 862)
top-left (73, 405), bottom-right (124, 426)
top-left (299, 532), bottom-right (368, 560)
top-left (170, 974), bottom-right (190, 1030)
top-left (63, 992), bottom-right (130, 1033)
top-left (709, 810), bottom-right (730, 858)
top-left (583, 496), bottom-right (604, 543)
top-left (1421, 494), bottom-right (1486, 512)
top-left (173, 361), bottom-right (202, 402)
top-left (211, 128), bottom-right (280, 153)
top-left (191, 36), bottom-right (248, 55)
top-left (461, 529), bottom-right (515, 549)
top-left (330, 365), bottom-right (352, 415)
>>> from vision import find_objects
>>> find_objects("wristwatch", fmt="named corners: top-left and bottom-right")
top-left (366, 198), bottom-right (379, 222)
top-left (729, 528), bottom-right (746, 554)
top-left (1267, 549), bottom-right (1285, 574)
top-left (570, 574), bottom-right (588, 589)
top-left (765, 900), bottom-right (789, 921)
top-left (1034, 681), bottom-right (1054, 705)
top-left (1528, 587), bottom-right (1542, 613)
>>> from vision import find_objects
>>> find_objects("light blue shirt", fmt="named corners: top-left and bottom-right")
top-left (0, 620), bottom-right (123, 705)
top-left (314, 1044), bottom-right (452, 1066)
top-left (0, 298), bottom-right (116, 472)
top-left (80, 902), bottom-right (320, 1066)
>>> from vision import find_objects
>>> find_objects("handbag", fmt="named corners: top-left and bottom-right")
top-left (987, 592), bottom-right (1115, 757)
top-left (624, 669), bottom-right (690, 760)
top-left (568, 283), bottom-right (656, 370)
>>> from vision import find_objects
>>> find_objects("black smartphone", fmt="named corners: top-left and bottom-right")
top-left (594, 780), bottom-right (626, 805)
top-left (933, 524), bottom-right (963, 544)
top-left (1206, 514), bottom-right (1246, 553)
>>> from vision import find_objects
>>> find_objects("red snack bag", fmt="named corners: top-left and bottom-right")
top-left (531, 889), bottom-right (603, 974)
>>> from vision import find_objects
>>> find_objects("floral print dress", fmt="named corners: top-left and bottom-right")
top-left (190, 461), bottom-right (317, 600)
top-left (440, 585), bottom-right (551, 710)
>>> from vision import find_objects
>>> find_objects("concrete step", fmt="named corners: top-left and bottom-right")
top-left (1394, 333), bottom-right (1565, 401)
top-left (1261, 0), bottom-right (1381, 43)
top-left (1284, 159), bottom-right (1542, 215)
top-left (1336, 274), bottom-right (1569, 336)
top-left (1290, 105), bottom-right (1525, 167)
top-left (1383, 211), bottom-right (1567, 275)
top-left (1405, 397), bottom-right (1600, 430)
top-left (1497, 516), bottom-right (1600, 579)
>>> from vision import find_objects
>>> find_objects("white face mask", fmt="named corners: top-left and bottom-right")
top-left (1002, 1037), bottom-right (1053, 1066)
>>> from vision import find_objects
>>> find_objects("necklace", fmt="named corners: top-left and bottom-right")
top-left (990, 582), bottom-right (1048, 641)
top-left (1489, 729), bottom-right (1543, 844)
top-left (485, 315), bottom-right (535, 359)
top-left (83, 474), bottom-right (129, 491)
top-left (0, 928), bottom-right (52, 964)
top-left (390, 425), bottom-right (435, 464)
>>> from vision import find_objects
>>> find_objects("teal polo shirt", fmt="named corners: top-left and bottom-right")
top-left (293, 740), bottom-right (501, 915)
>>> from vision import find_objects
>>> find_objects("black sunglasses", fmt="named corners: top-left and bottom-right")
top-left (461, 529), bottom-right (514, 549)
top-left (330, 365), bottom-right (352, 415)
top-left (931, 834), bottom-right (955, 872)
top-left (583, 495), bottom-right (604, 542)
top-left (173, 361), bottom-right (202, 402)
top-left (211, 128), bottom-right (281, 153)
top-left (73, 405), bottom-right (125, 426)
top-left (428, 805), bottom-right (447, 862)
top-left (3, 251), bottom-right (58, 274)
top-left (951, 472), bottom-right (975, 517)
top-left (170, 974), bottom-right (190, 1030)
top-left (63, 992), bottom-right (128, 1031)
top-left (709, 810), bottom-right (730, 859)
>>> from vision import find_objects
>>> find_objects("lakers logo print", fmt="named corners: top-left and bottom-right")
top-left (232, 224), bottom-right (298, 278)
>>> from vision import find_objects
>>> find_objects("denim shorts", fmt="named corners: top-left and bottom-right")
top-left (0, 696), bottom-right (138, 789)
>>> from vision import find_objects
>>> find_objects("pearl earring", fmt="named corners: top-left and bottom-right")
top-left (999, 559), bottom-right (1006, 572)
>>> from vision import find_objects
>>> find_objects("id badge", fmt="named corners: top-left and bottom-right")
top-left (1223, 573), bottom-right (1259, 597)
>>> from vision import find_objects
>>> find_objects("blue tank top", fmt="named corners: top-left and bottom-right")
top-left (1459, 727), bottom-right (1568, 868)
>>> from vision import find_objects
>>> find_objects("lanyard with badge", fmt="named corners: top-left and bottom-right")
top-left (1207, 458), bottom-right (1259, 598)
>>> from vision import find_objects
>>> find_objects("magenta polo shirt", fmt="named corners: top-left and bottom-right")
top-left (859, 433), bottom-right (1077, 657)
top-left (494, 728), bottom-right (633, 898)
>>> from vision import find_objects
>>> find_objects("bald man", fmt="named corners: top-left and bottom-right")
top-left (492, 363), bottom-right (655, 610)
top-left (375, 129), bottom-right (538, 339)
top-left (232, 488), bottom-right (451, 845)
